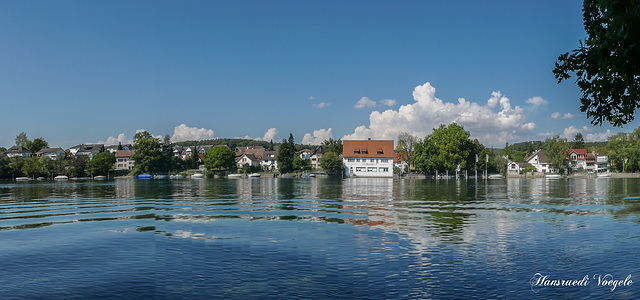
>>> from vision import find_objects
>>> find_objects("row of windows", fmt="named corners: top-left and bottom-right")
top-left (353, 167), bottom-right (389, 173)
top-left (353, 150), bottom-right (384, 155)
top-left (346, 158), bottom-right (390, 163)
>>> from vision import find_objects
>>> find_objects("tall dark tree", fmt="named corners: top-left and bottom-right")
top-left (15, 132), bottom-right (28, 147)
top-left (573, 132), bottom-right (586, 149)
top-left (277, 134), bottom-right (295, 174)
top-left (553, 0), bottom-right (640, 126)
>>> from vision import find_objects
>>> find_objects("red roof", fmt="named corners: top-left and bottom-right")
top-left (343, 140), bottom-right (394, 158)
top-left (115, 150), bottom-right (135, 158)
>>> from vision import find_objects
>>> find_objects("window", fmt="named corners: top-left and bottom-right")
top-left (370, 159), bottom-right (375, 163)
top-left (362, 149), bottom-right (368, 155)
top-left (368, 167), bottom-right (377, 172)
top-left (348, 159), bottom-right (355, 162)
top-left (379, 167), bottom-right (389, 172)
top-left (377, 148), bottom-right (383, 155)
top-left (356, 167), bottom-right (366, 172)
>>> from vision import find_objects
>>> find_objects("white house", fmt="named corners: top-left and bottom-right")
top-left (115, 150), bottom-right (135, 171)
top-left (237, 153), bottom-right (260, 169)
top-left (310, 146), bottom-right (324, 169)
top-left (4, 146), bottom-right (32, 158)
top-left (36, 148), bottom-right (66, 160)
top-left (342, 140), bottom-right (394, 178)
top-left (524, 150), bottom-right (557, 173)
top-left (260, 151), bottom-right (278, 171)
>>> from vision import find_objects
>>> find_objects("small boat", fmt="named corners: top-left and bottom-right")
top-left (36, 177), bottom-right (45, 181)
top-left (488, 174), bottom-right (503, 179)
top-left (16, 177), bottom-right (29, 181)
top-left (135, 174), bottom-right (153, 180)
top-left (545, 174), bottom-right (562, 179)
top-left (94, 175), bottom-right (107, 180)
top-left (154, 175), bottom-right (169, 179)
top-left (597, 172), bottom-right (612, 178)
top-left (191, 173), bottom-right (204, 179)
top-left (170, 175), bottom-right (186, 179)
top-left (54, 175), bottom-right (69, 180)
top-left (228, 174), bottom-right (243, 178)
top-left (248, 173), bottom-right (261, 178)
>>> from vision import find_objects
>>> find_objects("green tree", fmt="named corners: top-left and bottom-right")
top-left (21, 157), bottom-right (39, 178)
top-left (37, 156), bottom-right (54, 178)
top-left (413, 123), bottom-right (477, 173)
top-left (203, 146), bottom-right (235, 174)
top-left (15, 132), bottom-right (29, 147)
top-left (131, 131), bottom-right (162, 175)
top-left (543, 135), bottom-right (570, 173)
top-left (322, 138), bottom-right (343, 155)
top-left (572, 132), bottom-right (585, 149)
top-left (277, 134), bottom-right (295, 174)
top-left (87, 152), bottom-right (116, 176)
top-left (293, 155), bottom-right (311, 171)
top-left (160, 135), bottom-right (173, 174)
top-left (319, 152), bottom-right (344, 174)
top-left (553, 0), bottom-right (640, 126)
top-left (25, 137), bottom-right (48, 154)
top-left (268, 140), bottom-right (274, 151)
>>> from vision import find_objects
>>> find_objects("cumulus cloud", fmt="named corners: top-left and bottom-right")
top-left (261, 128), bottom-right (279, 142)
top-left (302, 128), bottom-right (333, 145)
top-left (586, 130), bottom-right (613, 142)
top-left (552, 112), bottom-right (575, 119)
top-left (342, 82), bottom-right (536, 146)
top-left (171, 124), bottom-right (215, 142)
top-left (354, 97), bottom-right (377, 109)
top-left (525, 96), bottom-right (548, 108)
top-left (313, 102), bottom-right (330, 109)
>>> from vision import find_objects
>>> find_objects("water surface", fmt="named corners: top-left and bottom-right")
top-left (1, 177), bottom-right (639, 299)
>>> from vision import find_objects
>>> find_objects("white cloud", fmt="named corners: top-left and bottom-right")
top-left (302, 128), bottom-right (333, 145)
top-left (105, 133), bottom-right (132, 145)
top-left (261, 128), bottom-right (279, 142)
top-left (171, 124), bottom-right (215, 142)
top-left (342, 82), bottom-right (536, 146)
top-left (354, 97), bottom-right (377, 109)
top-left (525, 96), bottom-right (548, 108)
top-left (313, 102), bottom-right (330, 109)
top-left (537, 132), bottom-right (555, 137)
top-left (586, 130), bottom-right (613, 142)
top-left (308, 96), bottom-right (316, 101)
top-left (552, 112), bottom-right (575, 119)
top-left (380, 99), bottom-right (397, 107)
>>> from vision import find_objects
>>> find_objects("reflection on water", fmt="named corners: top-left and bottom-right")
top-left (1, 178), bottom-right (640, 298)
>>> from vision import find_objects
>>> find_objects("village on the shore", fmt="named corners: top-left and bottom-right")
top-left (3, 123), bottom-right (640, 181)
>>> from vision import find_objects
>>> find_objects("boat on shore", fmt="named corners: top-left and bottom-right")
top-left (597, 172), bottom-right (612, 178)
top-left (154, 175), bottom-right (169, 179)
top-left (16, 177), bottom-right (29, 181)
top-left (248, 173), bottom-right (261, 178)
top-left (228, 174), bottom-right (243, 178)
top-left (191, 173), bottom-right (204, 179)
top-left (546, 174), bottom-right (562, 179)
top-left (94, 175), bottom-right (107, 180)
top-left (135, 174), bottom-right (153, 180)
top-left (54, 175), bottom-right (69, 180)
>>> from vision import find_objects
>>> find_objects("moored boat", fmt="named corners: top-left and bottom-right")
top-left (135, 174), bottom-right (153, 179)
top-left (248, 173), bottom-right (261, 178)
top-left (488, 174), bottom-right (503, 179)
top-left (228, 174), bottom-right (243, 178)
top-left (545, 174), bottom-right (562, 179)
top-left (54, 175), bottom-right (69, 180)
top-left (16, 177), bottom-right (29, 181)
top-left (191, 173), bottom-right (204, 179)
top-left (597, 172), bottom-right (612, 178)
top-left (94, 175), bottom-right (107, 180)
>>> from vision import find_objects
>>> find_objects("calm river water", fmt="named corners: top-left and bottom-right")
top-left (1, 177), bottom-right (639, 299)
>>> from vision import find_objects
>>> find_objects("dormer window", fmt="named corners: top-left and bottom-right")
top-left (377, 148), bottom-right (383, 155)
top-left (362, 148), bottom-right (368, 155)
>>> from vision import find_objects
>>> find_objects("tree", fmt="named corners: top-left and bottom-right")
top-left (21, 157), bottom-right (39, 178)
top-left (543, 135), bottom-right (570, 173)
top-left (553, 0), bottom-right (640, 126)
top-left (293, 155), bottom-right (311, 171)
top-left (319, 152), bottom-right (344, 174)
top-left (15, 132), bottom-right (29, 147)
top-left (268, 140), bottom-right (274, 151)
top-left (322, 138), bottom-right (343, 155)
top-left (87, 152), bottom-right (116, 176)
top-left (277, 134), bottom-right (295, 174)
top-left (160, 135), bottom-right (173, 174)
top-left (25, 137), bottom-right (48, 154)
top-left (396, 132), bottom-right (419, 172)
top-left (203, 146), bottom-right (235, 174)
top-left (573, 133), bottom-right (585, 149)
top-left (131, 131), bottom-right (162, 175)
top-left (413, 123), bottom-right (477, 173)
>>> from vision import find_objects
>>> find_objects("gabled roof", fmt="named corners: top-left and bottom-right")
top-left (524, 149), bottom-right (547, 164)
top-left (6, 145), bottom-right (32, 154)
top-left (36, 147), bottom-right (63, 155)
top-left (342, 140), bottom-right (394, 158)
top-left (115, 150), bottom-right (135, 158)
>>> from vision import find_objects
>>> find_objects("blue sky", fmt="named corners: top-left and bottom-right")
top-left (1, 0), bottom-right (635, 148)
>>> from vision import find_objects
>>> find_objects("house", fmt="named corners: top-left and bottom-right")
top-left (567, 149), bottom-right (587, 170)
top-left (298, 149), bottom-right (312, 161)
top-left (4, 146), bottom-right (32, 158)
top-left (237, 153), bottom-right (260, 169)
top-left (36, 148), bottom-right (66, 160)
top-left (115, 150), bottom-right (135, 171)
top-left (507, 161), bottom-right (534, 175)
top-left (235, 146), bottom-right (266, 159)
top-left (596, 154), bottom-right (610, 172)
top-left (394, 151), bottom-right (408, 173)
top-left (260, 150), bottom-right (279, 171)
top-left (342, 140), bottom-right (394, 178)
top-left (585, 153), bottom-right (597, 170)
top-left (310, 146), bottom-right (324, 169)
top-left (70, 144), bottom-right (104, 158)
top-left (105, 144), bottom-right (132, 153)
top-left (524, 149), bottom-right (557, 173)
